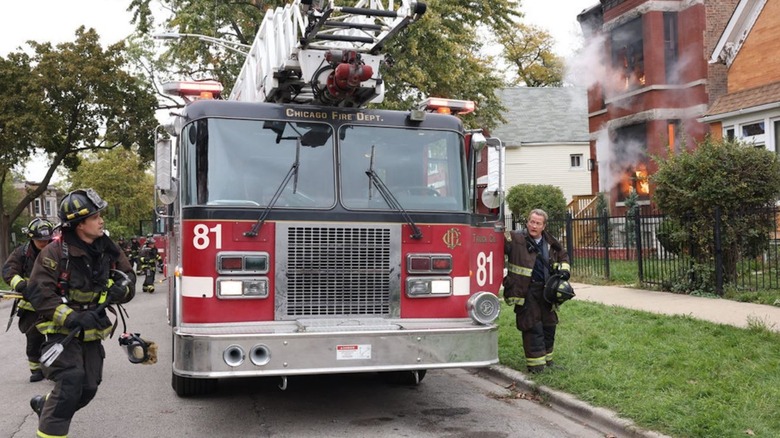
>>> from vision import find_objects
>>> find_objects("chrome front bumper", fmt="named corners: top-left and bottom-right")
top-left (172, 318), bottom-right (498, 378)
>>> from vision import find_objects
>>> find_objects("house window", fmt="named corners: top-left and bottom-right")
top-left (570, 154), bottom-right (583, 168)
top-left (34, 199), bottom-right (41, 215)
top-left (613, 123), bottom-right (649, 202)
top-left (742, 121), bottom-right (765, 137)
top-left (611, 17), bottom-right (644, 91)
top-left (774, 120), bottom-right (780, 155)
top-left (667, 120), bottom-right (681, 153)
top-left (725, 127), bottom-right (735, 141)
top-left (663, 12), bottom-right (679, 83)
top-left (45, 200), bottom-right (52, 217)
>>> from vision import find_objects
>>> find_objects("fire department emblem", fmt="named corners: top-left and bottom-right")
top-left (443, 228), bottom-right (461, 249)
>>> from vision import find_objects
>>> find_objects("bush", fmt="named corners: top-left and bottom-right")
top-left (506, 184), bottom-right (567, 224)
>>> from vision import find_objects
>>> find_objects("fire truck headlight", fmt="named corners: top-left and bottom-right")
top-left (406, 277), bottom-right (452, 297)
top-left (467, 292), bottom-right (500, 325)
top-left (217, 278), bottom-right (269, 298)
top-left (243, 279), bottom-right (268, 297)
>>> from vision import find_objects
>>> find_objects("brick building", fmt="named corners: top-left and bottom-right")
top-left (702, 0), bottom-right (780, 148)
top-left (576, 0), bottom-right (738, 213)
top-left (13, 181), bottom-right (63, 225)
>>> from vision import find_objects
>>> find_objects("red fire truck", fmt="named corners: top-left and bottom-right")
top-left (155, 0), bottom-right (506, 396)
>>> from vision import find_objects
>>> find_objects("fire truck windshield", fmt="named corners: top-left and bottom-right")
top-left (180, 118), bottom-right (467, 212)
top-left (339, 125), bottom-right (467, 212)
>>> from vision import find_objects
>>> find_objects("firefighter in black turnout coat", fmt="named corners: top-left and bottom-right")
top-left (2, 218), bottom-right (54, 382)
top-left (26, 188), bottom-right (136, 438)
top-left (503, 209), bottom-right (570, 373)
top-left (138, 238), bottom-right (161, 293)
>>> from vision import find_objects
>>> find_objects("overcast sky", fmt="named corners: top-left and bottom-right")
top-left (2, 0), bottom-right (596, 180)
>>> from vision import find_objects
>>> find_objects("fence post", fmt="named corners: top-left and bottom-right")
top-left (714, 206), bottom-right (724, 295)
top-left (602, 214), bottom-right (610, 279)
top-left (566, 212), bottom-right (574, 265)
top-left (635, 209), bottom-right (644, 283)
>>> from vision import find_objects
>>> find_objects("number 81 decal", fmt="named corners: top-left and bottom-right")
top-left (476, 251), bottom-right (493, 286)
top-left (192, 224), bottom-right (223, 250)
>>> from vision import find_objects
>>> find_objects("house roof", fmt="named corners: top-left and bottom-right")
top-left (491, 87), bottom-right (589, 147)
top-left (710, 0), bottom-right (766, 66)
top-left (703, 81), bottom-right (780, 120)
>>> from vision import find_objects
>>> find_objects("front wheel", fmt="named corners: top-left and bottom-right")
top-left (381, 369), bottom-right (427, 385)
top-left (171, 372), bottom-right (218, 397)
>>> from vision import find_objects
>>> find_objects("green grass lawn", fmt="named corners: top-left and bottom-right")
top-left (498, 300), bottom-right (780, 438)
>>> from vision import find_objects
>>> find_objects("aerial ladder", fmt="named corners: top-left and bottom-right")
top-left (228, 0), bottom-right (427, 107)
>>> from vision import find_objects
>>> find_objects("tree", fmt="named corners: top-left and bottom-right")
top-left (0, 28), bottom-right (159, 261)
top-left (129, 0), bottom-right (521, 130)
top-left (496, 22), bottom-right (564, 87)
top-left (0, 52), bottom-right (44, 254)
top-left (652, 136), bottom-right (780, 290)
top-left (66, 148), bottom-right (155, 239)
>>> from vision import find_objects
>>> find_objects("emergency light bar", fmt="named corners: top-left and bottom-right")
top-left (162, 80), bottom-right (224, 99)
top-left (418, 97), bottom-right (476, 115)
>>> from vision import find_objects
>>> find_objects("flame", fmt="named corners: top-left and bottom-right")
top-left (635, 165), bottom-right (649, 195)
top-left (619, 164), bottom-right (650, 198)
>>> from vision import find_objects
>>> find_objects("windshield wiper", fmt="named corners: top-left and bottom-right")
top-left (365, 145), bottom-right (423, 240)
top-left (245, 139), bottom-right (301, 237)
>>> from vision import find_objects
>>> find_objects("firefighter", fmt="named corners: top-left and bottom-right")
top-left (2, 218), bottom-right (54, 382)
top-left (129, 236), bottom-right (141, 273)
top-left (117, 236), bottom-right (130, 257)
top-left (138, 238), bottom-right (161, 293)
top-left (503, 208), bottom-right (570, 373)
top-left (26, 188), bottom-right (136, 438)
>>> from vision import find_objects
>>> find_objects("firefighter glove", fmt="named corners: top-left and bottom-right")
top-left (108, 283), bottom-right (128, 303)
top-left (554, 262), bottom-right (571, 281)
top-left (504, 296), bottom-right (525, 307)
top-left (13, 279), bottom-right (28, 293)
top-left (107, 269), bottom-right (132, 303)
top-left (65, 310), bottom-right (102, 330)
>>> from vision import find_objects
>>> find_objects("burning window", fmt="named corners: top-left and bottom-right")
top-left (611, 17), bottom-right (645, 91)
top-left (613, 123), bottom-right (649, 201)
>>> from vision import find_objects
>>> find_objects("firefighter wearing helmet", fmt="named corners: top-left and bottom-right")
top-left (25, 188), bottom-right (136, 438)
top-left (2, 218), bottom-right (55, 382)
top-left (139, 237), bottom-right (161, 292)
top-left (503, 208), bottom-right (572, 374)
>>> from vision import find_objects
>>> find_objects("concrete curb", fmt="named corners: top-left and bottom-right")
top-left (482, 365), bottom-right (673, 438)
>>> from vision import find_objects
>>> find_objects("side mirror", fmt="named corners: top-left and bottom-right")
top-left (155, 138), bottom-right (177, 205)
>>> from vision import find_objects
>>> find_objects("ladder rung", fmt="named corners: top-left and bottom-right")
top-left (314, 34), bottom-right (375, 44)
top-left (337, 6), bottom-right (399, 18)
top-left (325, 21), bottom-right (384, 31)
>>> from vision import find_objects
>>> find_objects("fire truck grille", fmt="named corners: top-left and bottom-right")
top-left (286, 226), bottom-right (392, 317)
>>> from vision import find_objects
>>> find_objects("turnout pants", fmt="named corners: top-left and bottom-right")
top-left (38, 335), bottom-right (104, 438)
top-left (18, 309), bottom-right (45, 374)
top-left (515, 283), bottom-right (558, 369)
top-left (142, 266), bottom-right (155, 292)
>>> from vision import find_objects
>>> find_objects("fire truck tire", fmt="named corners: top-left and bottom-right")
top-left (171, 372), bottom-right (218, 397)
top-left (381, 369), bottom-right (427, 386)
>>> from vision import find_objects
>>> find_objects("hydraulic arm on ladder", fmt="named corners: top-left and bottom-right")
top-left (229, 0), bottom-right (427, 107)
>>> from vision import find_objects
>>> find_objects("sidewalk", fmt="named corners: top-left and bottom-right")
top-left (486, 283), bottom-right (780, 438)
top-left (571, 282), bottom-right (780, 332)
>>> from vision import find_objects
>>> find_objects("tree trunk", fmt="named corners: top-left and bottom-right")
top-left (0, 213), bottom-right (10, 264)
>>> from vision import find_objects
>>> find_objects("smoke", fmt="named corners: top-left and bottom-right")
top-left (594, 128), bottom-right (648, 196)
top-left (562, 23), bottom-right (701, 196)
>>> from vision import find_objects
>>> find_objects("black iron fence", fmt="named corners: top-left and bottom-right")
top-left (513, 206), bottom-right (780, 294)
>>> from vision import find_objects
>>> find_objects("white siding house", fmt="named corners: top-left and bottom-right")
top-left (492, 87), bottom-right (591, 205)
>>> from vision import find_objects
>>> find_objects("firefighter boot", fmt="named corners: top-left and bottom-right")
top-left (29, 369), bottom-right (44, 382)
top-left (527, 365), bottom-right (545, 374)
top-left (30, 395), bottom-right (45, 417)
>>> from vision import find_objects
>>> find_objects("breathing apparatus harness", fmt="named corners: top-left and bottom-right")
top-left (56, 240), bottom-right (157, 364)
top-left (524, 234), bottom-right (575, 306)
